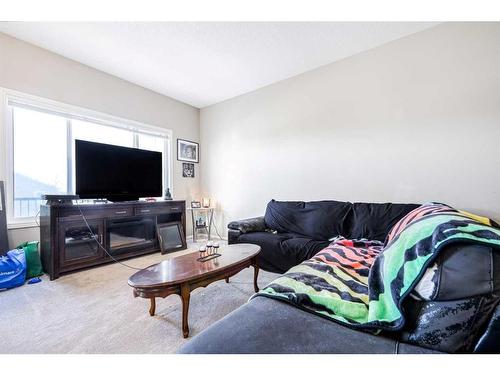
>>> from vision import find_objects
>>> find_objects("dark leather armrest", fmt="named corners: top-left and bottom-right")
top-left (474, 303), bottom-right (500, 353)
top-left (227, 229), bottom-right (241, 245)
top-left (227, 216), bottom-right (267, 234)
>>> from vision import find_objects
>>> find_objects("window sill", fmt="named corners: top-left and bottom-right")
top-left (7, 221), bottom-right (39, 230)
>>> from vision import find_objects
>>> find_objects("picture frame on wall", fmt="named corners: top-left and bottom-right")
top-left (182, 163), bottom-right (195, 178)
top-left (177, 139), bottom-right (199, 163)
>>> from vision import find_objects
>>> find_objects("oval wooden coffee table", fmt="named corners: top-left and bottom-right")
top-left (128, 243), bottom-right (261, 338)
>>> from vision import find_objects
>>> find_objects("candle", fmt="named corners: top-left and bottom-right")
top-left (205, 241), bottom-right (212, 255)
top-left (202, 197), bottom-right (211, 208)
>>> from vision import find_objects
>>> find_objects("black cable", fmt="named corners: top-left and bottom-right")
top-left (76, 205), bottom-right (144, 271)
top-left (210, 210), bottom-right (224, 240)
top-left (34, 209), bottom-right (40, 227)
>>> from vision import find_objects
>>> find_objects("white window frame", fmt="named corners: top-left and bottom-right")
top-left (1, 88), bottom-right (173, 228)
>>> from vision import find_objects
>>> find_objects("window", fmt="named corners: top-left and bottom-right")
top-left (13, 108), bottom-right (68, 218)
top-left (71, 119), bottom-right (134, 148)
top-left (4, 91), bottom-right (172, 224)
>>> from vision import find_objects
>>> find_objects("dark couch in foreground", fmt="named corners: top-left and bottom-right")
top-left (179, 200), bottom-right (500, 354)
top-left (179, 297), bottom-right (439, 354)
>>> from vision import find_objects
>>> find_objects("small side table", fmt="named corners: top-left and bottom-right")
top-left (188, 207), bottom-right (214, 242)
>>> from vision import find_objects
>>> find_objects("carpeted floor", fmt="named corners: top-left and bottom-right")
top-left (0, 241), bottom-right (276, 354)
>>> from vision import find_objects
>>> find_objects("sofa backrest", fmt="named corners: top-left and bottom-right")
top-left (264, 200), bottom-right (352, 241)
top-left (346, 202), bottom-right (420, 242)
top-left (264, 199), bottom-right (419, 241)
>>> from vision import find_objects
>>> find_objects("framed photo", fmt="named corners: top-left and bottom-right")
top-left (191, 201), bottom-right (201, 208)
top-left (177, 139), bottom-right (199, 163)
top-left (157, 222), bottom-right (186, 254)
top-left (182, 162), bottom-right (195, 178)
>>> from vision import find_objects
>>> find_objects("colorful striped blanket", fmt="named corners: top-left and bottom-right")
top-left (253, 203), bottom-right (500, 330)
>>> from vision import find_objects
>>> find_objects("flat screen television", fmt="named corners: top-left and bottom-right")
top-left (75, 140), bottom-right (162, 201)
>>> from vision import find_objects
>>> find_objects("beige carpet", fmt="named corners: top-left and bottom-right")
top-left (0, 241), bottom-right (276, 354)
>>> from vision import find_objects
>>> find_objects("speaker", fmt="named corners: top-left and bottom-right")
top-left (0, 181), bottom-right (9, 255)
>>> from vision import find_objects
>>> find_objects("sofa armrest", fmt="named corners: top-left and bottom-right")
top-left (474, 302), bottom-right (500, 353)
top-left (227, 216), bottom-right (267, 234)
top-left (227, 229), bottom-right (241, 245)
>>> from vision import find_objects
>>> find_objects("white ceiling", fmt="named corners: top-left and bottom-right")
top-left (0, 22), bottom-right (438, 108)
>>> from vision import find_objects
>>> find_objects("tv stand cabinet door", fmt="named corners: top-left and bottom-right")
top-left (58, 218), bottom-right (106, 271)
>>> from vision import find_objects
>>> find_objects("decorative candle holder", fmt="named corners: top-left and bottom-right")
top-left (196, 241), bottom-right (221, 262)
top-left (202, 197), bottom-right (211, 208)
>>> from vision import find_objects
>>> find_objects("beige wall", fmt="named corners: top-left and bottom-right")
top-left (200, 22), bottom-right (500, 235)
top-left (0, 32), bottom-right (200, 246)
top-left (3, 23), bottom-right (500, 246)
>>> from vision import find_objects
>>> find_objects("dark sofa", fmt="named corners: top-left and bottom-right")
top-left (179, 296), bottom-right (440, 354)
top-left (227, 199), bottom-right (420, 273)
top-left (179, 200), bottom-right (500, 354)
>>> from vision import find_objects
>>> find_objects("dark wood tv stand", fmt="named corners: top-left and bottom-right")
top-left (40, 200), bottom-right (186, 280)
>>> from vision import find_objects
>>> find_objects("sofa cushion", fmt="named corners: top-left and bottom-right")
top-left (347, 202), bottom-right (420, 241)
top-left (178, 297), bottom-right (441, 354)
top-left (413, 242), bottom-right (500, 301)
top-left (264, 199), bottom-right (352, 240)
top-left (237, 231), bottom-right (329, 273)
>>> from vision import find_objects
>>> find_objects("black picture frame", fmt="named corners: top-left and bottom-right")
top-left (191, 201), bottom-right (201, 208)
top-left (157, 221), bottom-right (187, 254)
top-left (177, 139), bottom-right (199, 163)
top-left (182, 163), bottom-right (195, 178)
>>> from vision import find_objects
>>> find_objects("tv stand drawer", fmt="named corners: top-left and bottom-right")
top-left (79, 206), bottom-right (134, 218)
top-left (109, 208), bottom-right (134, 216)
top-left (134, 204), bottom-right (183, 216)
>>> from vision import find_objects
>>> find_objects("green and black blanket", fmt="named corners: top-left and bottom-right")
top-left (253, 203), bottom-right (500, 330)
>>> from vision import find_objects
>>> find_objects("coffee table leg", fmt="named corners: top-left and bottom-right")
top-left (225, 277), bottom-right (229, 283)
top-left (253, 263), bottom-right (260, 293)
top-left (149, 297), bottom-right (156, 316)
top-left (180, 283), bottom-right (191, 338)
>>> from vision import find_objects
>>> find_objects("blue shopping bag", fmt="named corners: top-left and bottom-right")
top-left (0, 248), bottom-right (26, 290)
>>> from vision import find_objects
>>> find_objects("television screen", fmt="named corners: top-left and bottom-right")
top-left (75, 140), bottom-right (162, 201)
